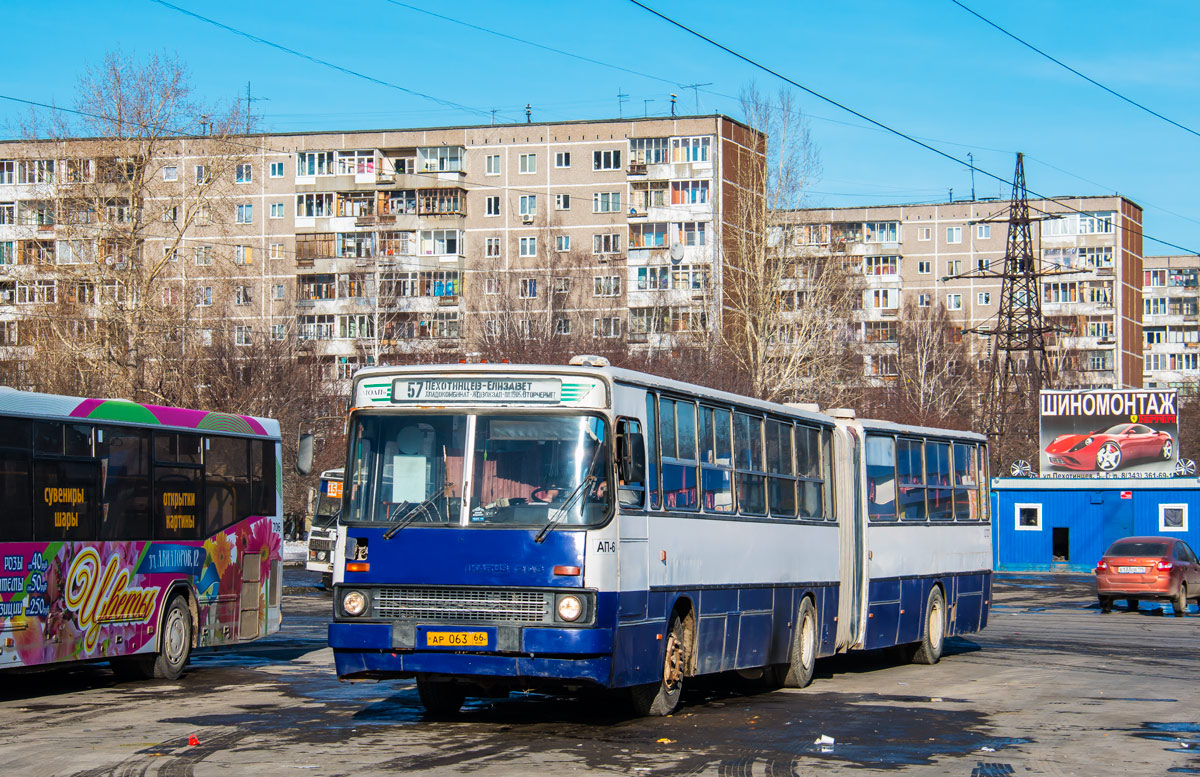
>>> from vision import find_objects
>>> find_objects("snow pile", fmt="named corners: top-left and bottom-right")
top-left (283, 540), bottom-right (308, 563)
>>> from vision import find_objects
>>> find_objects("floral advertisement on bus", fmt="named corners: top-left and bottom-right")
top-left (0, 515), bottom-right (279, 669)
top-left (1040, 390), bottom-right (1179, 478)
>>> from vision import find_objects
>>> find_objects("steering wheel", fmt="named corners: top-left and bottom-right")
top-left (530, 487), bottom-right (552, 503)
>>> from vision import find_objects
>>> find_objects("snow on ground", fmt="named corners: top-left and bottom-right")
top-left (283, 540), bottom-right (308, 563)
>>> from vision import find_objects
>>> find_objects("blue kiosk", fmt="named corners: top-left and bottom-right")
top-left (991, 477), bottom-right (1200, 572)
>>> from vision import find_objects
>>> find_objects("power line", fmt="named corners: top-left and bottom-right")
top-left (949, 0), bottom-right (1200, 141)
top-left (147, 0), bottom-right (507, 123)
top-left (625, 0), bottom-right (1200, 257)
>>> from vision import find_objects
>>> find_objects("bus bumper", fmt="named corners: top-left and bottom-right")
top-left (328, 622), bottom-right (613, 684)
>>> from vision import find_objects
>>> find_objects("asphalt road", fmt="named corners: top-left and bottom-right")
top-left (2, 570), bottom-right (1200, 777)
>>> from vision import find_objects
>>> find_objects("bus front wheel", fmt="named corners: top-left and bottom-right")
top-left (629, 615), bottom-right (686, 717)
top-left (913, 587), bottom-right (946, 665)
top-left (111, 594), bottom-right (192, 681)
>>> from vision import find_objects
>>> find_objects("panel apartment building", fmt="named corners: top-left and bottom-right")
top-left (787, 195), bottom-right (1145, 389)
top-left (0, 115), bottom-right (761, 380)
top-left (1142, 254), bottom-right (1200, 392)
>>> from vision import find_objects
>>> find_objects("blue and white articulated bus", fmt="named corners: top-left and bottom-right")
top-left (327, 358), bottom-right (992, 716)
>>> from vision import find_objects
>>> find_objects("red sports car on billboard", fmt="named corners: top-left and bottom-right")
top-left (1045, 423), bottom-right (1173, 471)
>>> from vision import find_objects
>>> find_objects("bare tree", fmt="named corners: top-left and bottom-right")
top-left (718, 85), bottom-right (862, 405)
top-left (884, 301), bottom-right (979, 428)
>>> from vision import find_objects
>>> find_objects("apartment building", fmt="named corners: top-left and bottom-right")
top-left (787, 195), bottom-right (1144, 388)
top-left (1142, 255), bottom-right (1200, 393)
top-left (0, 115), bottom-right (760, 381)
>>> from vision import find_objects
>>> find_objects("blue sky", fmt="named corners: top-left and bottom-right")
top-left (2, 0), bottom-right (1197, 255)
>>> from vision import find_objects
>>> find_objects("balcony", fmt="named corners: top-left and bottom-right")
top-left (355, 214), bottom-right (378, 228)
top-left (628, 332), bottom-right (649, 344)
top-left (437, 295), bottom-right (459, 307)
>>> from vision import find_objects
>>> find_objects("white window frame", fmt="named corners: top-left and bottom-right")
top-left (163, 165), bottom-right (178, 182)
top-left (485, 196), bottom-right (501, 217)
top-left (485, 278), bottom-right (500, 295)
top-left (519, 237), bottom-right (537, 257)
top-left (917, 260), bottom-right (931, 274)
top-left (946, 226), bottom-right (962, 244)
top-left (947, 293), bottom-right (963, 311)
top-left (555, 235), bottom-right (570, 252)
top-left (1160, 503), bottom-right (1188, 532)
top-left (978, 292), bottom-right (991, 305)
top-left (918, 293), bottom-right (931, 308)
top-left (485, 237), bottom-right (501, 258)
top-left (555, 152), bottom-right (571, 168)
top-left (485, 154), bottom-right (501, 176)
top-left (519, 195), bottom-right (537, 216)
top-left (917, 226), bottom-right (931, 241)
top-left (1015, 502), bottom-right (1042, 532)
top-left (235, 163), bottom-right (252, 184)
top-left (269, 161), bottom-right (285, 178)
top-left (236, 203), bottom-right (253, 224)
top-left (555, 194), bottom-right (570, 211)
top-left (270, 202), bottom-right (285, 219)
top-left (519, 153), bottom-right (537, 174)
top-left (977, 223), bottom-right (991, 239)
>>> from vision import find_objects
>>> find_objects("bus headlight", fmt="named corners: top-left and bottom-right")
top-left (556, 594), bottom-right (583, 622)
top-left (317, 550), bottom-right (327, 561)
top-left (342, 590), bottom-right (368, 616)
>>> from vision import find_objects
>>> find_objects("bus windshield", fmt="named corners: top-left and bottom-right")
top-left (346, 413), bottom-right (611, 527)
top-left (312, 489), bottom-right (341, 529)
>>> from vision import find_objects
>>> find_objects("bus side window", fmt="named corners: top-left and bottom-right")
top-left (616, 418), bottom-right (645, 509)
top-left (0, 416), bottom-right (33, 541)
top-left (206, 436), bottom-right (251, 535)
top-left (252, 440), bottom-right (277, 515)
top-left (96, 426), bottom-right (152, 540)
top-left (865, 434), bottom-right (896, 521)
top-left (33, 458), bottom-right (101, 541)
top-left (645, 394), bottom-right (660, 510)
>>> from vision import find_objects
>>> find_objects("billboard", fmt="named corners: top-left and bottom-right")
top-left (1040, 390), bottom-right (1178, 478)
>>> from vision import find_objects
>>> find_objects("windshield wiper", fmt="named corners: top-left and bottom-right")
top-left (534, 475), bottom-right (594, 544)
top-left (382, 483), bottom-right (453, 540)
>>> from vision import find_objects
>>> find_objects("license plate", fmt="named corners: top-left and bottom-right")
top-left (426, 631), bottom-right (489, 648)
top-left (1118, 566), bottom-right (1146, 574)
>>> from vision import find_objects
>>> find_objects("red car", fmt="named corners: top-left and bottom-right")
top-left (1044, 423), bottom-right (1173, 471)
top-left (1095, 536), bottom-right (1200, 614)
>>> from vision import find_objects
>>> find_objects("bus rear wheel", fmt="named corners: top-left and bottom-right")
top-left (629, 615), bottom-right (686, 717)
top-left (111, 594), bottom-right (192, 681)
top-left (417, 678), bottom-right (466, 718)
top-left (780, 596), bottom-right (817, 688)
top-left (912, 587), bottom-right (946, 665)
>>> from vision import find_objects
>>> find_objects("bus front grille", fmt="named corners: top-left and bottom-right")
top-left (374, 587), bottom-right (552, 624)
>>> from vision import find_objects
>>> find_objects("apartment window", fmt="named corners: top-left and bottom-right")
top-left (163, 165), bottom-right (178, 182)
top-left (947, 293), bottom-right (963, 311)
top-left (235, 204), bottom-right (253, 224)
top-left (977, 223), bottom-right (991, 239)
top-left (235, 163), bottom-right (252, 183)
top-left (917, 260), bottom-right (931, 274)
top-left (594, 317), bottom-right (622, 338)
top-left (946, 226), bottom-right (962, 244)
top-left (1086, 351), bottom-right (1113, 371)
top-left (1079, 211), bottom-right (1115, 235)
top-left (918, 226), bottom-right (931, 241)
top-left (1045, 282), bottom-right (1080, 304)
top-left (485, 154), bottom-right (500, 175)
top-left (235, 285), bottom-right (252, 305)
top-left (519, 237), bottom-right (537, 257)
top-left (555, 152), bottom-right (571, 168)
top-left (519, 195), bottom-right (537, 216)
top-left (675, 222), bottom-right (707, 246)
top-left (419, 229), bottom-right (460, 256)
top-left (273, 284), bottom-right (286, 300)
top-left (593, 149), bottom-right (622, 171)
top-left (199, 287), bottom-right (213, 307)
top-left (594, 276), bottom-right (621, 297)
top-left (417, 146), bottom-right (462, 173)
top-left (485, 237), bottom-right (501, 259)
top-left (194, 165), bottom-right (210, 184)
top-left (863, 222), bottom-right (899, 243)
top-left (18, 159), bottom-right (54, 184)
top-left (337, 150), bottom-right (376, 176)
top-left (868, 289), bottom-right (899, 309)
top-left (555, 317), bottom-right (571, 335)
top-left (0, 203), bottom-right (14, 225)
top-left (671, 136), bottom-right (710, 163)
top-left (918, 293), bottom-right (931, 308)
top-left (671, 180), bottom-right (708, 205)
top-left (947, 259), bottom-right (962, 276)
top-left (0, 242), bottom-right (13, 266)
top-left (234, 246), bottom-right (253, 266)
top-left (484, 319), bottom-right (500, 338)
top-left (555, 235), bottom-right (570, 252)
top-left (1145, 328), bottom-right (1165, 345)
top-left (593, 191), bottom-right (621, 213)
top-left (300, 315), bottom-right (335, 340)
top-left (269, 161), bottom-right (284, 178)
top-left (485, 196), bottom-right (501, 217)
top-left (977, 292), bottom-right (991, 305)
top-left (296, 192), bottom-right (333, 217)
top-left (519, 278), bottom-right (537, 298)
top-left (636, 266), bottom-right (669, 290)
top-left (863, 256), bottom-right (899, 276)
top-left (232, 326), bottom-right (251, 346)
top-left (1145, 269), bottom-right (1167, 287)
top-left (270, 202), bottom-right (284, 219)
top-left (271, 324), bottom-right (286, 340)
top-left (269, 243), bottom-right (283, 260)
top-left (519, 153), bottom-right (537, 174)
top-left (594, 233), bottom-right (621, 254)
top-left (194, 246), bottom-right (213, 266)
top-left (555, 194), bottom-right (570, 210)
top-left (554, 277), bottom-right (571, 294)
top-left (629, 137), bottom-right (669, 165)
top-left (1146, 353), bottom-right (1167, 371)
top-left (485, 278), bottom-right (500, 295)
top-left (338, 315), bottom-right (375, 340)
top-left (296, 151), bottom-right (334, 176)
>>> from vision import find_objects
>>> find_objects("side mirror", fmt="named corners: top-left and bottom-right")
top-left (619, 431), bottom-right (646, 485)
top-left (296, 432), bottom-right (315, 475)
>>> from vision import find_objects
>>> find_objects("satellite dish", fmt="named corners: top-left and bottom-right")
top-left (1175, 458), bottom-right (1196, 477)
top-left (1010, 460), bottom-right (1033, 478)
top-left (668, 242), bottom-right (684, 264)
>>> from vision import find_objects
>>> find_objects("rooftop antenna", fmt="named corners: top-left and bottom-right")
top-left (617, 88), bottom-right (629, 118)
top-left (244, 82), bottom-right (268, 135)
top-left (490, 109), bottom-right (497, 125)
top-left (968, 152), bottom-right (976, 201)
top-left (198, 114), bottom-right (211, 136)
top-left (679, 82), bottom-right (712, 113)
top-left (670, 93), bottom-right (677, 116)
top-left (525, 103), bottom-right (532, 123)
top-left (643, 99), bottom-right (654, 117)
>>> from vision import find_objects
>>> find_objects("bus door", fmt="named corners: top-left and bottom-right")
top-left (834, 425), bottom-right (867, 651)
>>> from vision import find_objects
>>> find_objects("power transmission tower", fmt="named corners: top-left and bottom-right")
top-left (977, 153), bottom-right (1056, 446)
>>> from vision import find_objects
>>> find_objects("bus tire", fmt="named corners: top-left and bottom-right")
top-left (115, 594), bottom-right (192, 680)
top-left (629, 615), bottom-right (686, 717)
top-left (417, 678), bottom-right (466, 718)
top-left (781, 597), bottom-right (817, 688)
top-left (912, 587), bottom-right (946, 666)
